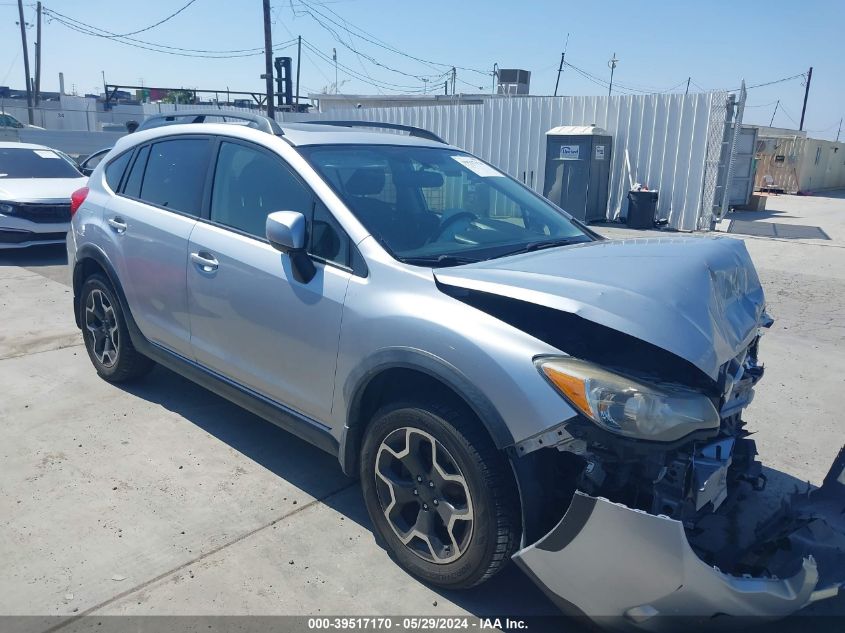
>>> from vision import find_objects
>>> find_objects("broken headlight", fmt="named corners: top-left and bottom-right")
top-left (537, 357), bottom-right (720, 442)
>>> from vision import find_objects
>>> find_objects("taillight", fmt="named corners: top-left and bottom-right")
top-left (70, 187), bottom-right (89, 217)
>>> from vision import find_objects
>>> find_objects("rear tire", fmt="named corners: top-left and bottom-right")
top-left (360, 400), bottom-right (520, 589)
top-left (80, 274), bottom-right (153, 382)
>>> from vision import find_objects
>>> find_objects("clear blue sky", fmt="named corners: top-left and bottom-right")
top-left (2, 0), bottom-right (843, 139)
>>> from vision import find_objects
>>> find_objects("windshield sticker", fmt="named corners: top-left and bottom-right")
top-left (451, 155), bottom-right (503, 178)
top-left (34, 150), bottom-right (60, 159)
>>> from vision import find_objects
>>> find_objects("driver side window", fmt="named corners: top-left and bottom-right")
top-left (210, 141), bottom-right (311, 237)
top-left (210, 140), bottom-right (354, 269)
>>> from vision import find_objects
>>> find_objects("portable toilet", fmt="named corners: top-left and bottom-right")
top-left (543, 126), bottom-right (612, 223)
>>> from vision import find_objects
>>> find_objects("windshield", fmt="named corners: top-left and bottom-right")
top-left (300, 145), bottom-right (593, 265)
top-left (0, 148), bottom-right (83, 179)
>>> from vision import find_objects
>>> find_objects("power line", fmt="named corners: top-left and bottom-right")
top-left (301, 39), bottom-right (430, 93)
top-left (290, 0), bottom-right (490, 76)
top-left (777, 102), bottom-right (800, 127)
top-left (288, 0), bottom-right (457, 85)
top-left (43, 7), bottom-right (298, 58)
top-left (108, 0), bottom-right (199, 38)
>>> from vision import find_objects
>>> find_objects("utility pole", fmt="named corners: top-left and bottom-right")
top-left (295, 35), bottom-right (301, 107)
top-left (836, 118), bottom-right (842, 143)
top-left (444, 80), bottom-right (448, 95)
top-left (684, 77), bottom-right (690, 95)
top-left (450, 67), bottom-right (456, 98)
top-left (769, 100), bottom-right (779, 127)
top-left (491, 63), bottom-right (498, 95)
top-left (799, 66), bottom-right (812, 131)
top-left (16, 0), bottom-right (34, 124)
top-left (332, 48), bottom-right (338, 94)
top-left (553, 32), bottom-right (569, 97)
top-left (262, 0), bottom-right (275, 119)
top-left (34, 1), bottom-right (41, 107)
top-left (607, 52), bottom-right (618, 97)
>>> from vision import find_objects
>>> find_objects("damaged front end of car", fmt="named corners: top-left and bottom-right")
top-left (436, 236), bottom-right (845, 627)
top-left (510, 396), bottom-right (845, 627)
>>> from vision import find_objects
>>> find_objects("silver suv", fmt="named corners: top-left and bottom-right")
top-left (68, 112), bottom-right (843, 624)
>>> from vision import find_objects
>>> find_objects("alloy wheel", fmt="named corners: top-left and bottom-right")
top-left (85, 289), bottom-right (119, 368)
top-left (374, 426), bottom-right (474, 564)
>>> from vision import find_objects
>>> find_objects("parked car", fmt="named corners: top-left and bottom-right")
top-left (78, 147), bottom-right (111, 177)
top-left (0, 113), bottom-right (45, 129)
top-left (0, 142), bottom-right (87, 248)
top-left (67, 112), bottom-right (844, 626)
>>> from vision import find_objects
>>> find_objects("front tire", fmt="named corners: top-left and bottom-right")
top-left (360, 401), bottom-right (520, 589)
top-left (80, 274), bottom-right (153, 382)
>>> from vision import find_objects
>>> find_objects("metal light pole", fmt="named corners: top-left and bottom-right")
top-left (607, 53), bottom-right (618, 97)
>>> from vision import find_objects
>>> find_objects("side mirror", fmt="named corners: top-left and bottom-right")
top-left (266, 211), bottom-right (316, 283)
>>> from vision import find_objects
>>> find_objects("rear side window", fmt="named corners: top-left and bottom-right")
top-left (104, 152), bottom-right (132, 192)
top-left (139, 139), bottom-right (210, 216)
top-left (123, 145), bottom-right (150, 199)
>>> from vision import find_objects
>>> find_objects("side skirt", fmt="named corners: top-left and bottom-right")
top-left (136, 339), bottom-right (341, 457)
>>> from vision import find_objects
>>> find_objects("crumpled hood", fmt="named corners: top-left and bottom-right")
top-left (435, 236), bottom-right (767, 381)
top-left (0, 177), bottom-right (88, 203)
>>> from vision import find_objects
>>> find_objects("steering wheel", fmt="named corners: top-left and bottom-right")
top-left (430, 211), bottom-right (478, 242)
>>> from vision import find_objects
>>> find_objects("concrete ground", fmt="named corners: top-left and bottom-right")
top-left (1, 190), bottom-right (843, 629)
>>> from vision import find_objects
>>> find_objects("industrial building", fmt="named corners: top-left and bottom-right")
top-left (749, 125), bottom-right (845, 194)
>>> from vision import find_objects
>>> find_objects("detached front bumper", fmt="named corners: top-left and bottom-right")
top-left (513, 446), bottom-right (845, 628)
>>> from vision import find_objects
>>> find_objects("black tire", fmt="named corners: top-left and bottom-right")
top-left (360, 400), bottom-right (520, 589)
top-left (79, 273), bottom-right (154, 382)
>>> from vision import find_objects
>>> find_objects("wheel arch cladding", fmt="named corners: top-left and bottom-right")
top-left (340, 348), bottom-right (515, 477)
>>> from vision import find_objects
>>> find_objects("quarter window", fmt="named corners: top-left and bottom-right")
top-left (310, 200), bottom-right (350, 266)
top-left (139, 139), bottom-right (210, 216)
top-left (122, 145), bottom-right (150, 199)
top-left (104, 151), bottom-right (132, 192)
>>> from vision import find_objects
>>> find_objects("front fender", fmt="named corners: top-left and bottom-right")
top-left (339, 346), bottom-right (515, 475)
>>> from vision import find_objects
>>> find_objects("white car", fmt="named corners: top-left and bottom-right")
top-left (0, 142), bottom-right (87, 248)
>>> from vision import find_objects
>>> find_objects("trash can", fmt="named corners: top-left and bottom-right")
top-left (626, 191), bottom-right (659, 229)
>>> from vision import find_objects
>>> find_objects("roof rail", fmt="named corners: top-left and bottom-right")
top-left (298, 120), bottom-right (446, 144)
top-left (136, 110), bottom-right (284, 135)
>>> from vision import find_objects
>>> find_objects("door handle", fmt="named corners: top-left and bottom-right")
top-left (190, 251), bottom-right (219, 272)
top-left (107, 217), bottom-right (127, 233)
